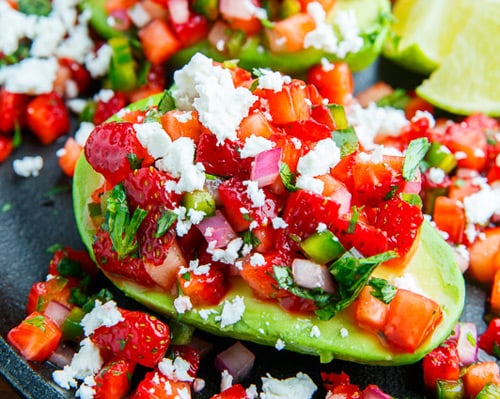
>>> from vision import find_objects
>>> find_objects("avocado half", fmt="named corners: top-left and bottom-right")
top-left (72, 94), bottom-right (465, 365)
top-left (83, 0), bottom-right (392, 74)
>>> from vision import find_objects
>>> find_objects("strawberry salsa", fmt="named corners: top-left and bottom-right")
top-left (80, 52), bottom-right (451, 351)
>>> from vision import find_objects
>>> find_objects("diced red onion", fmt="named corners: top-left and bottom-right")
top-left (251, 147), bottom-right (282, 187)
top-left (166, 0), bottom-right (190, 24)
top-left (44, 300), bottom-right (71, 327)
top-left (457, 322), bottom-right (478, 366)
top-left (48, 343), bottom-right (76, 369)
top-left (196, 210), bottom-right (237, 249)
top-left (214, 341), bottom-right (255, 382)
top-left (108, 9), bottom-right (131, 31)
top-left (363, 384), bottom-right (393, 399)
top-left (291, 258), bottom-right (336, 293)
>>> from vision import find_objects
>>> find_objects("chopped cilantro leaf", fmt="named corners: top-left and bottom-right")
top-left (18, 0), bottom-right (51, 16)
top-left (127, 153), bottom-right (143, 170)
top-left (158, 89), bottom-right (176, 114)
top-left (23, 315), bottom-right (47, 331)
top-left (403, 138), bottom-right (431, 181)
top-left (106, 183), bottom-right (148, 259)
top-left (279, 163), bottom-right (298, 192)
top-left (376, 88), bottom-right (410, 110)
top-left (368, 277), bottom-right (397, 304)
top-left (155, 210), bottom-right (177, 238)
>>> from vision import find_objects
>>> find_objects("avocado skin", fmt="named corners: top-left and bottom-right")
top-left (73, 93), bottom-right (465, 365)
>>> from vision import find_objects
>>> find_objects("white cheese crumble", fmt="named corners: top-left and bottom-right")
top-left (296, 138), bottom-right (340, 194)
top-left (0, 57), bottom-right (58, 94)
top-left (463, 186), bottom-right (500, 226)
top-left (275, 338), bottom-right (285, 351)
top-left (243, 180), bottom-right (266, 207)
top-left (74, 121), bottom-right (95, 147)
top-left (85, 44), bottom-right (112, 78)
top-left (256, 69), bottom-right (291, 92)
top-left (339, 327), bottom-right (349, 338)
top-left (217, 296), bottom-right (245, 328)
top-left (171, 53), bottom-right (257, 143)
top-left (12, 155), bottom-right (44, 177)
top-left (428, 167), bottom-right (446, 185)
top-left (347, 102), bottom-right (409, 150)
top-left (250, 252), bottom-right (266, 266)
top-left (80, 300), bottom-right (123, 336)
top-left (310, 326), bottom-right (321, 338)
top-left (53, 338), bottom-right (104, 390)
top-left (158, 356), bottom-right (195, 382)
top-left (260, 372), bottom-right (317, 399)
top-left (271, 217), bottom-right (288, 230)
top-left (174, 295), bottom-right (193, 314)
top-left (240, 135), bottom-right (275, 158)
top-left (220, 369), bottom-right (234, 392)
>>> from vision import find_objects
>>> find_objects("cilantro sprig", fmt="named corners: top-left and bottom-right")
top-left (274, 249), bottom-right (397, 320)
top-left (403, 138), bottom-right (431, 181)
top-left (105, 183), bottom-right (147, 259)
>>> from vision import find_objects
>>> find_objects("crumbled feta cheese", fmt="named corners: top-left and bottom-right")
top-left (193, 378), bottom-right (206, 393)
top-left (243, 180), bottom-right (266, 207)
top-left (75, 378), bottom-right (96, 399)
top-left (393, 273), bottom-right (425, 296)
top-left (172, 53), bottom-right (257, 143)
top-left (74, 121), bottom-right (95, 147)
top-left (250, 252), bottom-right (266, 266)
top-left (260, 372), bottom-right (317, 399)
top-left (297, 138), bottom-right (340, 177)
top-left (463, 186), bottom-right (500, 226)
top-left (80, 300), bottom-right (123, 336)
top-left (246, 384), bottom-right (259, 399)
top-left (347, 102), bottom-right (408, 150)
top-left (66, 98), bottom-right (88, 114)
top-left (275, 339), bottom-right (285, 351)
top-left (316, 223), bottom-right (327, 233)
top-left (12, 155), bottom-right (44, 177)
top-left (217, 296), bottom-right (245, 328)
top-left (271, 217), bottom-right (288, 229)
top-left (209, 237), bottom-right (243, 265)
top-left (158, 356), bottom-right (195, 382)
top-left (334, 10), bottom-right (364, 58)
top-left (85, 44), bottom-right (112, 78)
top-left (0, 57), bottom-right (58, 94)
top-left (320, 57), bottom-right (334, 72)
top-left (240, 135), bottom-right (275, 158)
top-left (174, 295), bottom-right (193, 314)
top-left (256, 69), bottom-right (291, 92)
top-left (304, 3), bottom-right (338, 54)
top-left (174, 111), bottom-right (193, 123)
top-left (310, 326), bottom-right (321, 338)
top-left (220, 370), bottom-right (233, 392)
top-left (428, 167), bottom-right (447, 185)
top-left (198, 308), bottom-right (217, 320)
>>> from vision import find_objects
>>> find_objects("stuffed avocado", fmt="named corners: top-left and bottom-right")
top-left (73, 53), bottom-right (465, 365)
top-left (81, 0), bottom-right (391, 84)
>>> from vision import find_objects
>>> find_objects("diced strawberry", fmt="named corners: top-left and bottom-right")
top-left (138, 209), bottom-right (176, 265)
top-left (195, 132), bottom-right (252, 179)
top-left (210, 384), bottom-right (247, 399)
top-left (0, 88), bottom-right (28, 133)
top-left (93, 91), bottom-right (128, 125)
top-left (84, 121), bottom-right (154, 185)
top-left (0, 135), bottom-right (14, 163)
top-left (130, 370), bottom-right (191, 399)
top-left (178, 261), bottom-right (229, 306)
top-left (93, 358), bottom-right (136, 399)
top-left (26, 92), bottom-right (70, 144)
top-left (218, 177), bottom-right (283, 232)
top-left (92, 228), bottom-right (157, 286)
top-left (91, 309), bottom-right (170, 368)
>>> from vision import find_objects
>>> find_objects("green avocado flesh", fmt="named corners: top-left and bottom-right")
top-left (73, 95), bottom-right (465, 365)
top-left (85, 0), bottom-right (391, 74)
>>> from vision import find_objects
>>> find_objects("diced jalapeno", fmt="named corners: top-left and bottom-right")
top-left (182, 190), bottom-right (216, 217)
top-left (109, 37), bottom-right (138, 92)
top-left (328, 104), bottom-right (349, 130)
top-left (300, 230), bottom-right (345, 264)
top-left (476, 382), bottom-right (500, 399)
top-left (425, 141), bottom-right (457, 174)
top-left (61, 306), bottom-right (85, 342)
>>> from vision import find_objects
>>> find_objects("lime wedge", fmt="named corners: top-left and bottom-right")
top-left (416, 0), bottom-right (500, 116)
top-left (383, 0), bottom-right (475, 74)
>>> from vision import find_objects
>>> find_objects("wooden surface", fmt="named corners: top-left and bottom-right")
top-left (1, 376), bottom-right (22, 399)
